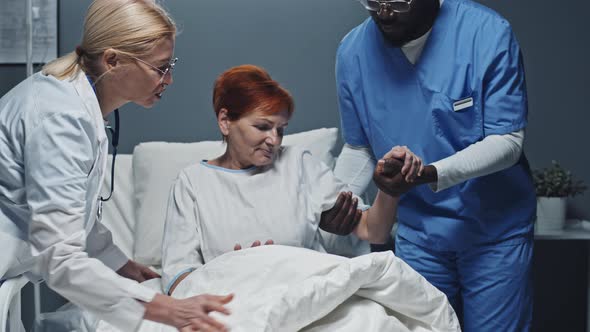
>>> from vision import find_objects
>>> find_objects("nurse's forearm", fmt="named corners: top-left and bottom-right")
top-left (430, 130), bottom-right (524, 192)
top-left (355, 191), bottom-right (399, 244)
top-left (414, 165), bottom-right (438, 186)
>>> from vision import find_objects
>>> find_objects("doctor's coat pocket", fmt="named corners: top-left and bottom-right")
top-left (431, 92), bottom-right (483, 145)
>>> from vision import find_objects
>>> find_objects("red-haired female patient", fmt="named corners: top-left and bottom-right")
top-left (161, 65), bottom-right (424, 296)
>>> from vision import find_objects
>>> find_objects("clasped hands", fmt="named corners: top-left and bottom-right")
top-left (319, 146), bottom-right (426, 236)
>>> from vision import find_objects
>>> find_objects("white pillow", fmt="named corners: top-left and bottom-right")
top-left (132, 128), bottom-right (339, 266)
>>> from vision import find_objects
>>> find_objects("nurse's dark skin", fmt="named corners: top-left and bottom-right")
top-left (366, 0), bottom-right (441, 195)
top-left (373, 158), bottom-right (437, 197)
top-left (370, 0), bottom-right (440, 47)
top-left (318, 0), bottom-right (443, 235)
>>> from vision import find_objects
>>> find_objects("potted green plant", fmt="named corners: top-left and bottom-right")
top-left (533, 161), bottom-right (587, 231)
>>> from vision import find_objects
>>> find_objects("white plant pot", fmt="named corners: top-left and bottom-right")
top-left (536, 197), bottom-right (567, 231)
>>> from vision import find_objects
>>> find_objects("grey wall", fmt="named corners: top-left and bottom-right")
top-left (1, 0), bottom-right (589, 330)
top-left (0, 0), bottom-right (590, 219)
top-left (477, 0), bottom-right (590, 220)
top-left (2, 0), bottom-right (588, 218)
top-left (56, 0), bottom-right (369, 151)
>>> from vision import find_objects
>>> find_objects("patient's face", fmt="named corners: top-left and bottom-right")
top-left (226, 108), bottom-right (289, 168)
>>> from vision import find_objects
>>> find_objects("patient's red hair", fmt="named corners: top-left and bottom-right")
top-left (213, 65), bottom-right (294, 120)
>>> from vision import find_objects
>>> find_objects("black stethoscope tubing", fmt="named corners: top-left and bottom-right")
top-left (100, 108), bottom-right (119, 202)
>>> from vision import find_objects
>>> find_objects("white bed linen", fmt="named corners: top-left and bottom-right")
top-left (97, 245), bottom-right (459, 332)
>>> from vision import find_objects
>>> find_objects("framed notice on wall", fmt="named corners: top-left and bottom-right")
top-left (0, 0), bottom-right (58, 64)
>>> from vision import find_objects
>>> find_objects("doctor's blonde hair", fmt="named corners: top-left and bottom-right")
top-left (43, 0), bottom-right (176, 81)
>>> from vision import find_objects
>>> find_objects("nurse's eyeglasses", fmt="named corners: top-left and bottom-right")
top-left (359, 0), bottom-right (414, 14)
top-left (132, 56), bottom-right (178, 84)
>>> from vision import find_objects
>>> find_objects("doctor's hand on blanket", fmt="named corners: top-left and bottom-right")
top-left (117, 260), bottom-right (160, 282)
top-left (373, 146), bottom-right (434, 197)
top-left (145, 293), bottom-right (234, 332)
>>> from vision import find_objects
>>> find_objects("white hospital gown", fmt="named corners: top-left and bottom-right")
top-left (161, 146), bottom-right (365, 294)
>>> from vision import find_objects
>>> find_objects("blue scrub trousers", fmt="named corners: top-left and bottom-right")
top-left (395, 234), bottom-right (533, 331)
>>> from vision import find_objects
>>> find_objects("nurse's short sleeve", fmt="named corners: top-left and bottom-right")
top-left (336, 46), bottom-right (370, 147)
top-left (482, 21), bottom-right (528, 136)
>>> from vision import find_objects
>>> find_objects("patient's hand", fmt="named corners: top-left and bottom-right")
top-left (117, 259), bottom-right (160, 282)
top-left (234, 239), bottom-right (274, 250)
top-left (319, 191), bottom-right (363, 235)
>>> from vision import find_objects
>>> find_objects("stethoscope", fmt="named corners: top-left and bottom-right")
top-left (86, 75), bottom-right (119, 218)
top-left (101, 108), bottom-right (119, 202)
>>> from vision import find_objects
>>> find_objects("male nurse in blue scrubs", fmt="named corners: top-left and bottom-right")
top-left (333, 0), bottom-right (536, 330)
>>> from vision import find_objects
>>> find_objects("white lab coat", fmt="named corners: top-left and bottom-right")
top-left (0, 71), bottom-right (156, 331)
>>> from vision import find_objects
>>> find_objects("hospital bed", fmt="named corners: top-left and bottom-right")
top-left (1, 128), bottom-right (354, 331)
top-left (1, 127), bottom-right (457, 331)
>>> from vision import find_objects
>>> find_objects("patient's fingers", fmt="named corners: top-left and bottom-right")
top-left (401, 147), bottom-right (413, 176)
top-left (382, 145), bottom-right (406, 160)
top-left (265, 239), bottom-right (274, 245)
top-left (251, 240), bottom-right (261, 247)
top-left (409, 156), bottom-right (423, 181)
top-left (234, 244), bottom-right (242, 251)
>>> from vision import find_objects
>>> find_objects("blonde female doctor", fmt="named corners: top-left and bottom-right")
top-left (0, 1), bottom-right (232, 331)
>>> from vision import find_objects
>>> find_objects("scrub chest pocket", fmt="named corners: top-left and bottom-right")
top-left (431, 89), bottom-right (483, 148)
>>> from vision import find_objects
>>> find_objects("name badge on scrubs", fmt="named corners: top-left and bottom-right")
top-left (453, 97), bottom-right (474, 112)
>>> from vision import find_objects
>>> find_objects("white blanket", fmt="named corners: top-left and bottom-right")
top-left (98, 245), bottom-right (459, 332)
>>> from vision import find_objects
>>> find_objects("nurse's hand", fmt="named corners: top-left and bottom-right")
top-left (381, 146), bottom-right (424, 182)
top-left (117, 260), bottom-right (160, 282)
top-left (372, 157), bottom-right (412, 197)
top-left (373, 151), bottom-right (438, 197)
top-left (234, 240), bottom-right (274, 250)
top-left (319, 191), bottom-right (363, 235)
top-left (145, 293), bottom-right (233, 332)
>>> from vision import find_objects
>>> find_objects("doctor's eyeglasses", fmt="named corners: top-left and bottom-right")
top-left (132, 56), bottom-right (178, 84)
top-left (359, 0), bottom-right (414, 14)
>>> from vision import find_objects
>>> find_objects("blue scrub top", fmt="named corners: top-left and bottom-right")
top-left (337, 0), bottom-right (536, 251)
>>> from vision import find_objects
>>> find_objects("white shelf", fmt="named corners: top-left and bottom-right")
top-left (534, 219), bottom-right (590, 240)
